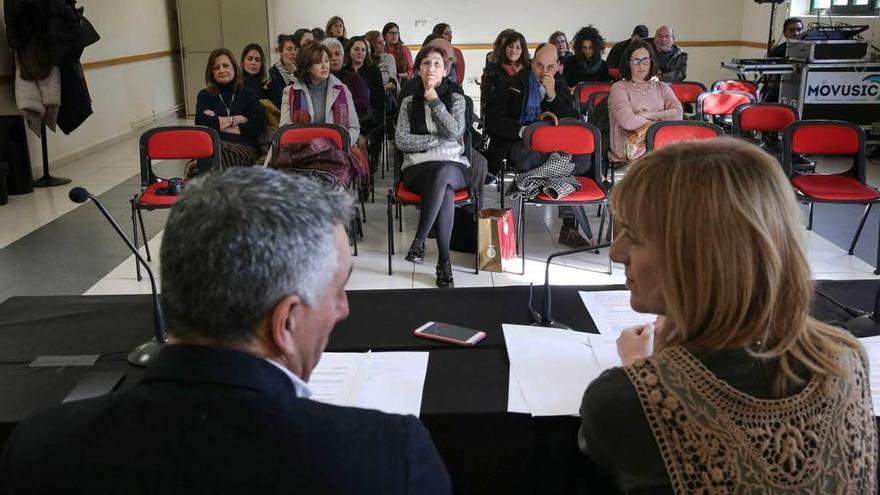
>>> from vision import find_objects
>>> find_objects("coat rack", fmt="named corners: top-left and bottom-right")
top-left (32, 123), bottom-right (70, 187)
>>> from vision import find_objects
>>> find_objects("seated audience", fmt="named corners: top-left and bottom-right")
top-left (606, 24), bottom-right (648, 69)
top-left (267, 34), bottom-right (297, 109)
top-left (194, 48), bottom-right (264, 172)
top-left (240, 43), bottom-right (270, 101)
top-left (432, 23), bottom-right (465, 85)
top-left (0, 167), bottom-right (453, 493)
top-left (325, 16), bottom-right (349, 47)
top-left (651, 25), bottom-right (687, 82)
top-left (607, 40), bottom-right (682, 163)
top-left (563, 25), bottom-right (611, 88)
top-left (580, 137), bottom-right (877, 494)
top-left (396, 46), bottom-right (472, 289)
top-left (549, 30), bottom-right (573, 76)
top-left (322, 37), bottom-right (369, 117)
top-left (484, 44), bottom-right (590, 248)
top-left (366, 29), bottom-right (400, 93)
top-left (384, 22), bottom-right (414, 79)
top-left (280, 43), bottom-right (360, 143)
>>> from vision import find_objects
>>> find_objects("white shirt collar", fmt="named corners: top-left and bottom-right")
top-left (263, 358), bottom-right (312, 399)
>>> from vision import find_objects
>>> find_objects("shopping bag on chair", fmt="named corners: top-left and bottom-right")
top-left (478, 208), bottom-right (517, 272)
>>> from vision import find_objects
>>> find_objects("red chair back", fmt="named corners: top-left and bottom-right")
top-left (274, 123), bottom-right (350, 151)
top-left (669, 81), bottom-right (707, 105)
top-left (608, 67), bottom-right (621, 80)
top-left (732, 103), bottom-right (798, 136)
top-left (712, 79), bottom-right (758, 97)
top-left (523, 119), bottom-right (603, 183)
top-left (575, 83), bottom-right (613, 115)
top-left (697, 91), bottom-right (755, 120)
top-left (586, 91), bottom-right (609, 115)
top-left (139, 126), bottom-right (221, 186)
top-left (782, 120), bottom-right (866, 179)
top-left (646, 121), bottom-right (723, 151)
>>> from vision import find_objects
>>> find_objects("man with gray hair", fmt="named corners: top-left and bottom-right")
top-left (651, 25), bottom-right (688, 82)
top-left (0, 168), bottom-right (452, 494)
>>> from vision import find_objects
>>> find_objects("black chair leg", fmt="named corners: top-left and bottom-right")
top-left (131, 200), bottom-right (142, 282)
top-left (849, 204), bottom-right (872, 255)
top-left (574, 206), bottom-right (594, 240)
top-left (519, 198), bottom-right (527, 275)
top-left (137, 209), bottom-right (151, 262)
top-left (807, 203), bottom-right (814, 230)
top-left (398, 203), bottom-right (403, 233)
top-left (387, 195), bottom-right (394, 275)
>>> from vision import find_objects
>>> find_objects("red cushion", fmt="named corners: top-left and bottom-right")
top-left (147, 130), bottom-right (215, 159)
top-left (395, 182), bottom-right (470, 203)
top-left (701, 93), bottom-right (752, 116)
top-left (791, 125), bottom-right (860, 155)
top-left (577, 84), bottom-right (612, 104)
top-left (533, 177), bottom-right (606, 202)
top-left (135, 181), bottom-right (180, 207)
top-left (738, 106), bottom-right (797, 132)
top-left (280, 128), bottom-right (345, 149)
top-left (608, 68), bottom-right (621, 79)
top-left (791, 175), bottom-right (880, 202)
top-left (715, 80), bottom-right (757, 97)
top-left (530, 126), bottom-right (596, 155)
top-left (670, 83), bottom-right (704, 104)
top-left (653, 125), bottom-right (719, 149)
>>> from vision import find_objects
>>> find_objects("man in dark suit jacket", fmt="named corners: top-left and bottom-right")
top-left (0, 169), bottom-right (452, 494)
top-left (483, 43), bottom-right (590, 248)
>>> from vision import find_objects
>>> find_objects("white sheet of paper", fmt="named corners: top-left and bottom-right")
top-left (507, 368), bottom-right (530, 414)
top-left (503, 324), bottom-right (605, 417)
top-left (587, 333), bottom-right (622, 370)
top-left (858, 336), bottom-right (880, 416)
top-left (357, 352), bottom-right (429, 417)
top-left (579, 290), bottom-right (656, 336)
top-left (308, 352), bottom-right (372, 407)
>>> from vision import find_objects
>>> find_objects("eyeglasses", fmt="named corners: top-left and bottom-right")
top-left (629, 56), bottom-right (652, 66)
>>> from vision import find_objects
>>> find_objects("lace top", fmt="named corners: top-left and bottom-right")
top-left (624, 346), bottom-right (876, 494)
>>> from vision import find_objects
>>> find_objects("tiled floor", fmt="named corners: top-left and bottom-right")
top-left (1, 117), bottom-right (879, 304)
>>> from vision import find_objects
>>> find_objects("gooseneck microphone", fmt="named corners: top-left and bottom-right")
top-left (529, 242), bottom-right (612, 329)
top-left (69, 187), bottom-right (167, 366)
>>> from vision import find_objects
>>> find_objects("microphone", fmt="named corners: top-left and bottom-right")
top-left (529, 242), bottom-right (612, 329)
top-left (844, 285), bottom-right (880, 338)
top-left (69, 187), bottom-right (167, 366)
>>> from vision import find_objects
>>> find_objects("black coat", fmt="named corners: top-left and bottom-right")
top-left (0, 345), bottom-right (452, 494)
top-left (563, 57), bottom-right (611, 88)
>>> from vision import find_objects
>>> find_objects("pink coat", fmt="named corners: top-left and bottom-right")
top-left (608, 79), bottom-right (683, 162)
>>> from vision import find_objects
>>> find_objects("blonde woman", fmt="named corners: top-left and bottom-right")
top-left (579, 138), bottom-right (876, 493)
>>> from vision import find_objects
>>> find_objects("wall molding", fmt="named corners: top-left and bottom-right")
top-left (0, 49), bottom-right (179, 82)
top-left (415, 39), bottom-right (769, 51)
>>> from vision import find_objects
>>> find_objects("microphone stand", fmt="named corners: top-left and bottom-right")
top-left (69, 188), bottom-right (167, 366)
top-left (531, 242), bottom-right (612, 329)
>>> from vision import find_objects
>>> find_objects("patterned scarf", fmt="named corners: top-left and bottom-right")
top-left (288, 82), bottom-right (351, 128)
top-left (273, 61), bottom-right (295, 86)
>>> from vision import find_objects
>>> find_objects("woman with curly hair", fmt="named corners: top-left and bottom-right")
top-left (563, 25), bottom-right (611, 88)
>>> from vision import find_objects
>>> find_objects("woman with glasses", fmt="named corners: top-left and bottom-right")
top-left (365, 30), bottom-right (399, 93)
top-left (607, 40), bottom-right (681, 163)
top-left (383, 22), bottom-right (414, 80)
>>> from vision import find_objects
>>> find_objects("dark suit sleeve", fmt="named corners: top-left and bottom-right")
top-left (402, 416), bottom-right (452, 495)
top-left (545, 79), bottom-right (577, 119)
top-left (194, 90), bottom-right (221, 131)
top-left (484, 79), bottom-right (525, 141)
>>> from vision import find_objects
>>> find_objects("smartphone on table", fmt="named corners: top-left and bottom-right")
top-left (413, 322), bottom-right (486, 347)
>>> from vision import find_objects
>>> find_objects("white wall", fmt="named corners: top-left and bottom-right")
top-left (0, 0), bottom-right (183, 175)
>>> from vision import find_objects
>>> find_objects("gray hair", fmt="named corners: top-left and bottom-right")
top-left (160, 168), bottom-right (353, 344)
top-left (322, 37), bottom-right (344, 52)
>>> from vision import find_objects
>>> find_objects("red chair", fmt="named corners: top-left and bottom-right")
top-left (608, 67), bottom-right (621, 80)
top-left (646, 121), bottom-right (723, 152)
top-left (712, 79), bottom-right (758, 98)
top-left (696, 90), bottom-right (755, 125)
top-left (586, 91), bottom-right (609, 117)
top-left (387, 96), bottom-right (480, 276)
top-left (131, 125), bottom-right (221, 280)
top-left (271, 123), bottom-right (362, 255)
top-left (669, 81), bottom-right (707, 106)
top-left (782, 120), bottom-right (880, 274)
top-left (517, 119), bottom-right (610, 274)
top-left (732, 103), bottom-right (798, 137)
top-left (574, 82), bottom-right (613, 118)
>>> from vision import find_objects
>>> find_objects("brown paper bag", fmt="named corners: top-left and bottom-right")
top-left (478, 208), bottom-right (517, 272)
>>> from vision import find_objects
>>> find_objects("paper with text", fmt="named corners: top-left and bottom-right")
top-left (579, 290), bottom-right (656, 336)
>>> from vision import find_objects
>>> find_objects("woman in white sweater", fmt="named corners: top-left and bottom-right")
top-left (395, 46), bottom-right (470, 288)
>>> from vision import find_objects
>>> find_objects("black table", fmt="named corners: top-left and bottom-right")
top-left (0, 280), bottom-right (877, 494)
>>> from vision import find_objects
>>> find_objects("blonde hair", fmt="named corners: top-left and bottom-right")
top-left (612, 137), bottom-right (861, 396)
